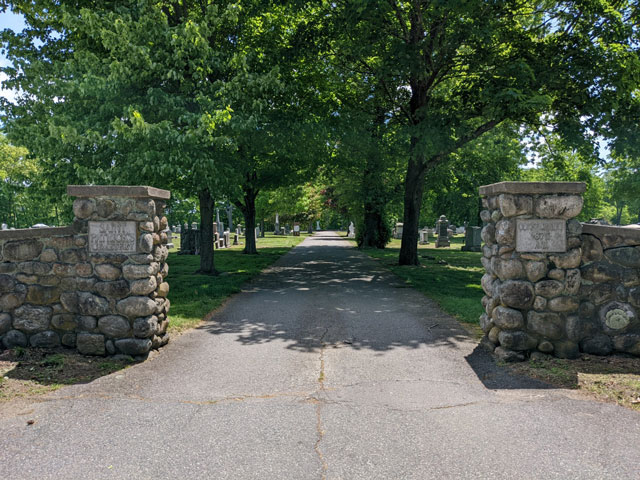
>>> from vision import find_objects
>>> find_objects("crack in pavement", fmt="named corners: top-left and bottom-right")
top-left (314, 327), bottom-right (330, 480)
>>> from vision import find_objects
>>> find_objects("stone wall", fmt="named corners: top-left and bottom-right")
top-left (0, 186), bottom-right (171, 357)
top-left (577, 223), bottom-right (640, 356)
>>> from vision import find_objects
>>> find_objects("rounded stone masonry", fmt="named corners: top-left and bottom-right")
top-left (0, 185), bottom-right (171, 358)
top-left (478, 181), bottom-right (595, 361)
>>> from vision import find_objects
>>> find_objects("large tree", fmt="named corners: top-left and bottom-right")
top-left (1, 1), bottom-right (243, 273)
top-left (319, 0), bottom-right (639, 264)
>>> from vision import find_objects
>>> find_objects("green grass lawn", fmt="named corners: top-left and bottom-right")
top-left (358, 235), bottom-right (485, 325)
top-left (166, 233), bottom-right (308, 333)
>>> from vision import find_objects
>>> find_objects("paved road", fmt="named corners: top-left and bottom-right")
top-left (1, 232), bottom-right (639, 479)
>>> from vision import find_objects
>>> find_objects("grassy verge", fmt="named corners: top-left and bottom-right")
top-left (507, 354), bottom-right (640, 411)
top-left (359, 235), bottom-right (485, 325)
top-left (167, 233), bottom-right (308, 333)
top-left (357, 234), bottom-right (640, 411)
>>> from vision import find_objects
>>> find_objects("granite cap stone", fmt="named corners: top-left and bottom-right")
top-left (479, 181), bottom-right (586, 196)
top-left (67, 185), bottom-right (170, 200)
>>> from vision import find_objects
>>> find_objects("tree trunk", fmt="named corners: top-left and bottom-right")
top-left (239, 187), bottom-right (258, 255)
top-left (197, 188), bottom-right (217, 274)
top-left (361, 208), bottom-right (386, 248)
top-left (260, 219), bottom-right (265, 237)
top-left (398, 156), bottom-right (426, 265)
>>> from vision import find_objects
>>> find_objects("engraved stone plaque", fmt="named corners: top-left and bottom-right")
top-left (516, 219), bottom-right (566, 253)
top-left (89, 221), bottom-right (137, 253)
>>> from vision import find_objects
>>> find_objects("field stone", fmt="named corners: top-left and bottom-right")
top-left (0, 274), bottom-right (16, 294)
top-left (30, 330), bottom-right (60, 348)
top-left (480, 336), bottom-right (496, 352)
top-left (493, 306), bottom-right (524, 330)
top-left (581, 262), bottom-right (619, 283)
top-left (580, 335), bottom-right (612, 356)
top-left (3, 239), bottom-right (43, 262)
top-left (535, 195), bottom-right (583, 219)
top-left (480, 210), bottom-right (491, 223)
top-left (96, 198), bottom-right (116, 218)
top-left (527, 311), bottom-right (564, 339)
top-left (499, 280), bottom-right (535, 309)
top-left (13, 305), bottom-right (52, 333)
top-left (153, 246), bottom-right (169, 263)
top-left (498, 330), bottom-right (537, 351)
top-left (525, 261), bottom-right (547, 282)
top-left (159, 216), bottom-right (168, 230)
top-left (492, 257), bottom-right (524, 280)
top-left (581, 235), bottom-right (603, 263)
top-left (95, 263), bottom-right (121, 281)
top-left (77, 292), bottom-right (110, 316)
top-left (19, 261), bottom-right (52, 275)
top-left (0, 292), bottom-right (25, 311)
top-left (548, 296), bottom-right (580, 312)
top-left (498, 194), bottom-right (532, 217)
top-left (548, 269), bottom-right (564, 281)
top-left (494, 346), bottom-right (525, 363)
top-left (566, 219), bottom-right (582, 236)
top-left (549, 248), bottom-right (581, 269)
top-left (488, 326), bottom-right (501, 344)
top-left (115, 338), bottom-right (152, 356)
top-left (130, 277), bottom-right (157, 296)
top-left (156, 282), bottom-right (169, 298)
top-left (139, 221), bottom-right (155, 233)
top-left (566, 315), bottom-right (598, 342)
top-left (479, 313), bottom-right (493, 333)
top-left (75, 263), bottom-right (93, 277)
top-left (117, 296), bottom-right (157, 318)
top-left (0, 313), bottom-right (11, 334)
top-left (135, 199), bottom-right (156, 217)
top-left (590, 283), bottom-right (616, 305)
top-left (95, 280), bottom-right (130, 299)
top-left (123, 263), bottom-right (159, 280)
top-left (495, 219), bottom-right (515, 244)
top-left (564, 269), bottom-right (581, 295)
top-left (27, 285), bottom-right (60, 305)
top-left (553, 340), bottom-right (580, 359)
top-left (481, 224), bottom-right (496, 245)
top-left (139, 234), bottom-right (154, 253)
top-left (533, 296), bottom-right (547, 311)
top-left (76, 333), bottom-right (105, 356)
top-left (604, 247), bottom-right (640, 268)
top-left (535, 280), bottom-right (564, 298)
top-left (612, 334), bottom-right (640, 355)
top-left (60, 292), bottom-right (79, 313)
top-left (73, 198), bottom-right (95, 219)
top-left (39, 248), bottom-right (58, 262)
top-left (61, 333), bottom-right (76, 347)
top-left (51, 314), bottom-right (78, 331)
top-left (599, 301), bottom-right (635, 331)
top-left (128, 254), bottom-right (154, 264)
top-left (78, 315), bottom-right (98, 332)
top-left (491, 210), bottom-right (502, 223)
top-left (105, 340), bottom-right (116, 355)
top-left (134, 315), bottom-right (158, 338)
top-left (2, 329), bottom-right (27, 348)
top-left (537, 340), bottom-right (554, 353)
top-left (98, 315), bottom-right (131, 338)
top-left (481, 274), bottom-right (496, 296)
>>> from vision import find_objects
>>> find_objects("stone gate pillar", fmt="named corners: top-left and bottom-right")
top-left (478, 182), bottom-right (586, 360)
top-left (68, 185), bottom-right (172, 356)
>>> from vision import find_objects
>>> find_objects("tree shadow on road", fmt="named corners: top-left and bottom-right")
top-left (197, 240), bottom-right (560, 391)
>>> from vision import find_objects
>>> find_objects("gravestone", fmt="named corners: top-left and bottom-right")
top-left (293, 222), bottom-right (301, 236)
top-left (216, 209), bottom-right (222, 234)
top-left (393, 223), bottom-right (403, 239)
top-left (275, 213), bottom-right (281, 235)
top-left (435, 215), bottom-right (450, 248)
top-left (166, 228), bottom-right (174, 250)
top-left (316, 220), bottom-right (321, 231)
top-left (227, 204), bottom-right (233, 234)
top-left (419, 228), bottom-right (430, 244)
top-left (348, 222), bottom-right (355, 238)
top-left (461, 226), bottom-right (482, 252)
